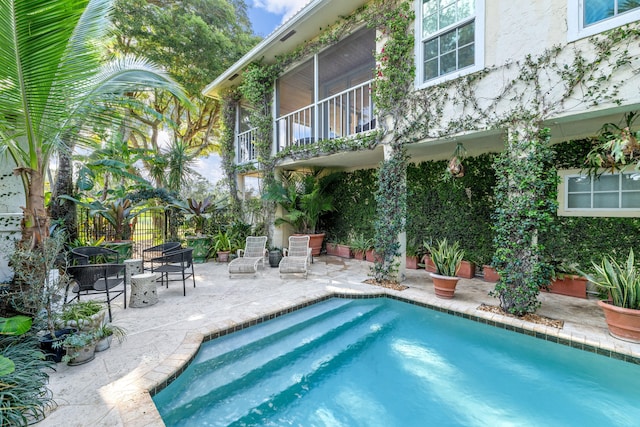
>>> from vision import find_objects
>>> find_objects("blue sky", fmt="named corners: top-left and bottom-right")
top-left (195, 0), bottom-right (307, 186)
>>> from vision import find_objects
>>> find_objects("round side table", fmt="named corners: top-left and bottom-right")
top-left (129, 273), bottom-right (158, 308)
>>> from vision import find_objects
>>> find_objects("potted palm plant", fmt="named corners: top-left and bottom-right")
top-left (264, 169), bottom-right (334, 256)
top-left (95, 324), bottom-right (127, 352)
top-left (349, 234), bottom-right (371, 261)
top-left (213, 229), bottom-right (234, 262)
top-left (580, 249), bottom-right (640, 342)
top-left (424, 238), bottom-right (465, 299)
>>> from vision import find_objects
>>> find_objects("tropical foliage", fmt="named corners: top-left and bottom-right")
top-left (0, 0), bottom-right (187, 245)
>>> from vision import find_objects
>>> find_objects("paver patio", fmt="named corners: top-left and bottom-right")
top-left (35, 256), bottom-right (640, 426)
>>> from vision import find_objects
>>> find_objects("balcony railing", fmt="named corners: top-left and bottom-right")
top-left (235, 80), bottom-right (375, 164)
top-left (276, 80), bottom-right (375, 151)
top-left (237, 128), bottom-right (256, 164)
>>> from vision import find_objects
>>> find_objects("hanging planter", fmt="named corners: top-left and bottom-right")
top-left (446, 143), bottom-right (467, 179)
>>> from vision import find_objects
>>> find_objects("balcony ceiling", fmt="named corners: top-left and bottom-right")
top-left (202, 0), bottom-right (370, 98)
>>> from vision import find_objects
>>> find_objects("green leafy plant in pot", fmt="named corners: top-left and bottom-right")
top-left (580, 249), bottom-right (640, 342)
top-left (424, 238), bottom-right (465, 299)
top-left (95, 324), bottom-right (127, 352)
top-left (264, 169), bottom-right (335, 256)
top-left (55, 331), bottom-right (97, 365)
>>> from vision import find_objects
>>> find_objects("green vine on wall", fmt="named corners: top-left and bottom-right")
top-left (490, 126), bottom-right (558, 316)
top-left (221, 89), bottom-right (242, 218)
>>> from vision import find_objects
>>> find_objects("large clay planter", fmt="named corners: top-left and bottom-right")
top-left (483, 265), bottom-right (500, 282)
top-left (598, 300), bottom-right (640, 343)
top-left (430, 273), bottom-right (460, 299)
top-left (406, 255), bottom-right (420, 269)
top-left (457, 260), bottom-right (476, 279)
top-left (547, 275), bottom-right (588, 299)
top-left (422, 255), bottom-right (437, 273)
top-left (336, 244), bottom-right (352, 258)
top-left (326, 244), bottom-right (340, 256)
top-left (295, 233), bottom-right (324, 257)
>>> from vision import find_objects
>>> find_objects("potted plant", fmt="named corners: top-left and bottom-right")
top-left (546, 260), bottom-right (588, 299)
top-left (264, 169), bottom-right (335, 256)
top-left (406, 239), bottom-right (420, 269)
top-left (349, 234), bottom-right (371, 261)
top-left (95, 323), bottom-right (127, 352)
top-left (336, 242), bottom-right (352, 259)
top-left (8, 233), bottom-right (74, 362)
top-left (457, 259), bottom-right (476, 279)
top-left (483, 264), bottom-right (500, 282)
top-left (56, 300), bottom-right (106, 332)
top-left (425, 238), bottom-right (465, 299)
top-left (580, 249), bottom-right (640, 342)
top-left (326, 240), bottom-right (340, 256)
top-left (421, 239), bottom-right (437, 273)
top-left (173, 196), bottom-right (228, 263)
top-left (213, 229), bottom-right (234, 262)
top-left (57, 331), bottom-right (97, 365)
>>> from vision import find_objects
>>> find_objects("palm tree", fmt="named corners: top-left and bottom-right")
top-left (0, 0), bottom-right (188, 246)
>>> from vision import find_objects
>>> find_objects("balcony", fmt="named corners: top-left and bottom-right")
top-left (235, 80), bottom-right (375, 165)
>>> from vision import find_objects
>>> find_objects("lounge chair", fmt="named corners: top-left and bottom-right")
top-left (228, 236), bottom-right (268, 277)
top-left (279, 235), bottom-right (311, 278)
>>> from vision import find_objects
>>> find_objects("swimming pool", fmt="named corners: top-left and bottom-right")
top-left (153, 297), bottom-right (640, 426)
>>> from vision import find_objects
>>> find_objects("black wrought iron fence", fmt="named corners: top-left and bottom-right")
top-left (76, 208), bottom-right (170, 258)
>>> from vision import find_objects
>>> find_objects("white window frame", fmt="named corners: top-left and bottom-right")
top-left (415, 0), bottom-right (485, 88)
top-left (558, 169), bottom-right (640, 217)
top-left (568, 0), bottom-right (640, 42)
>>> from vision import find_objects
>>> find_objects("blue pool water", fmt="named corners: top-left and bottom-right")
top-left (153, 298), bottom-right (640, 426)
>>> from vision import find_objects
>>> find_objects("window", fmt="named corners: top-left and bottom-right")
top-left (568, 0), bottom-right (640, 41)
top-left (417, 0), bottom-right (484, 86)
top-left (559, 170), bottom-right (640, 217)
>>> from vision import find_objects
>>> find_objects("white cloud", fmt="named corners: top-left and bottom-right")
top-left (253, 0), bottom-right (310, 22)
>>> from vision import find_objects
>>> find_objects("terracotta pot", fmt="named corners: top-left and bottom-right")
top-left (483, 265), bottom-right (500, 282)
top-left (430, 273), bottom-right (460, 299)
top-left (422, 255), bottom-right (437, 273)
top-left (217, 251), bottom-right (230, 262)
top-left (457, 260), bottom-right (476, 279)
top-left (406, 255), bottom-right (419, 269)
top-left (336, 244), bottom-right (352, 258)
top-left (353, 250), bottom-right (365, 261)
top-left (295, 233), bottom-right (324, 257)
top-left (598, 300), bottom-right (640, 342)
top-left (547, 275), bottom-right (587, 299)
top-left (365, 249), bottom-right (382, 263)
top-left (326, 244), bottom-right (340, 256)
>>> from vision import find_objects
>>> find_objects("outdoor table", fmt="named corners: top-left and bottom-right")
top-left (129, 273), bottom-right (158, 308)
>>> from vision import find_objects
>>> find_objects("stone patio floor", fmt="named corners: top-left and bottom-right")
top-left (35, 256), bottom-right (640, 426)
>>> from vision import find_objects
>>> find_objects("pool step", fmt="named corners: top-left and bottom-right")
top-left (157, 299), bottom-right (381, 415)
top-left (158, 301), bottom-right (396, 425)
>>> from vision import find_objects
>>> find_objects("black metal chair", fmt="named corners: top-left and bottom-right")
top-left (71, 247), bottom-right (119, 265)
top-left (66, 263), bottom-right (126, 322)
top-left (142, 242), bottom-right (182, 271)
top-left (151, 248), bottom-right (195, 296)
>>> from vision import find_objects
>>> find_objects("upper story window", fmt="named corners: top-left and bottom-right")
top-left (417, 0), bottom-right (484, 86)
top-left (568, 0), bottom-right (640, 41)
top-left (558, 170), bottom-right (640, 217)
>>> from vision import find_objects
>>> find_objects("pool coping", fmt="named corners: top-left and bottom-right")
top-left (144, 288), bottom-right (640, 418)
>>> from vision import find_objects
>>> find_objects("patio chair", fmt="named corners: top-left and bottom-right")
top-left (227, 236), bottom-right (268, 277)
top-left (279, 235), bottom-right (311, 279)
top-left (151, 248), bottom-right (195, 296)
top-left (71, 246), bottom-right (119, 265)
top-left (66, 263), bottom-right (126, 322)
top-left (142, 242), bottom-right (182, 271)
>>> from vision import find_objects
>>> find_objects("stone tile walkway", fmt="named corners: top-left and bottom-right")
top-left (35, 256), bottom-right (640, 426)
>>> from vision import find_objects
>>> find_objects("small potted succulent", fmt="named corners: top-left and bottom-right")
top-left (424, 238), bottom-right (465, 299)
top-left (95, 324), bottom-right (127, 352)
top-left (56, 331), bottom-right (98, 365)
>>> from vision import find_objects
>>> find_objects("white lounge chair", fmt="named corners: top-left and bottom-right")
top-left (279, 235), bottom-right (311, 278)
top-left (228, 236), bottom-right (268, 277)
